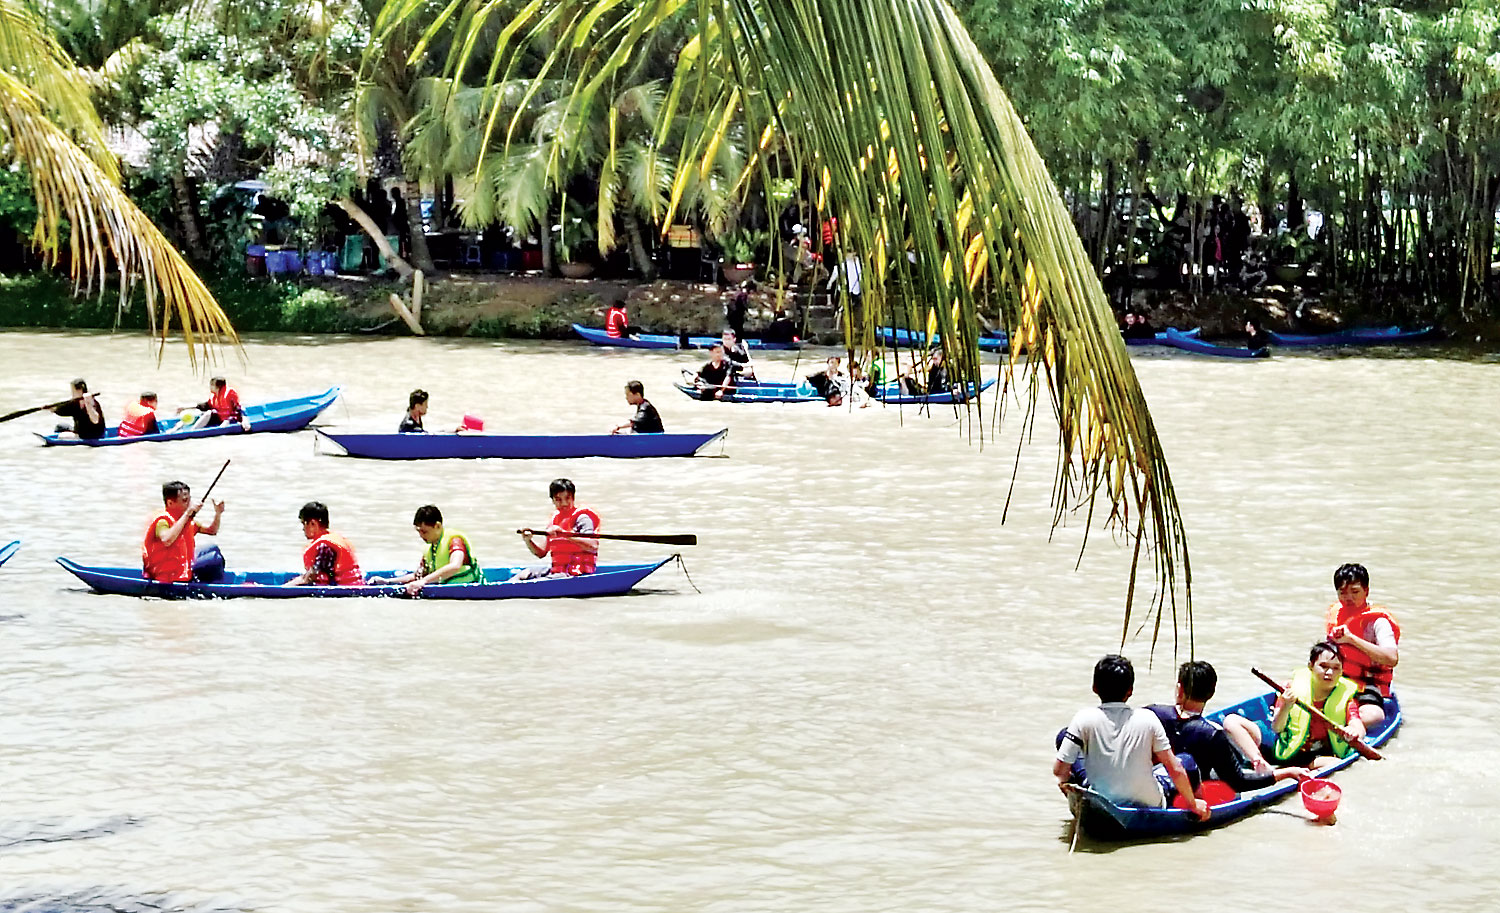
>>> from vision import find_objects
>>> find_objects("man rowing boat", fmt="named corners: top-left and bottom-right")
top-left (515, 479), bottom-right (599, 579)
top-left (286, 501), bottom-right (364, 587)
top-left (142, 480), bottom-right (224, 583)
top-left (49, 378), bottom-right (104, 440)
top-left (370, 505), bottom-right (484, 594)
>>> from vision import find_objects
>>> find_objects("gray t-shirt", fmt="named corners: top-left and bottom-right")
top-left (1056, 702), bottom-right (1171, 808)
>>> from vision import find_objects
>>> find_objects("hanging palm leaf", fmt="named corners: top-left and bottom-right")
top-left (389, 0), bottom-right (1193, 650)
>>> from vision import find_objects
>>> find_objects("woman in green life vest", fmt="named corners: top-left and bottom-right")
top-left (368, 504), bottom-right (484, 594)
top-left (1266, 641), bottom-right (1366, 769)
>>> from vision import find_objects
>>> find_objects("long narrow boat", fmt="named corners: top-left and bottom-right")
top-left (672, 377), bottom-right (996, 404)
top-left (1064, 690), bottom-right (1401, 840)
top-left (56, 556), bottom-right (674, 600)
top-left (1266, 326), bottom-right (1439, 347)
top-left (1159, 328), bottom-right (1269, 359)
top-left (36, 387), bottom-right (342, 447)
top-left (1125, 327), bottom-right (1203, 346)
top-left (317, 428), bottom-right (728, 459)
top-left (573, 324), bottom-right (801, 350)
top-left (877, 326), bottom-right (1009, 352)
top-left (0, 540), bottom-right (19, 568)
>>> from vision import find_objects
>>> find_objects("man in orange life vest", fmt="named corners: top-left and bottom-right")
top-left (142, 480), bottom-right (225, 582)
top-left (118, 392), bottom-right (160, 438)
top-left (515, 478), bottom-right (600, 579)
top-left (285, 501), bottom-right (366, 587)
top-left (1325, 562), bottom-right (1400, 728)
top-left (192, 376), bottom-right (251, 431)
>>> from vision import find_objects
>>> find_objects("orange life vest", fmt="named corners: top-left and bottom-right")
top-left (303, 532), bottom-right (365, 586)
top-left (1324, 602), bottom-right (1401, 696)
top-left (119, 401), bottom-right (157, 437)
top-left (142, 510), bottom-right (195, 582)
top-left (606, 307), bottom-right (629, 338)
top-left (210, 387), bottom-right (241, 421)
top-left (548, 506), bottom-right (600, 575)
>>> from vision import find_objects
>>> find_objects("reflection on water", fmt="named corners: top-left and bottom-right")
top-left (0, 329), bottom-right (1496, 910)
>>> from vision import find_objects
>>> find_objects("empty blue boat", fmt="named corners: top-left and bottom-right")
top-left (0, 540), bottom-right (18, 568)
top-left (56, 556), bottom-right (674, 599)
top-left (36, 387), bottom-right (342, 446)
top-left (573, 324), bottom-right (800, 350)
top-left (1266, 326), bottom-right (1439, 347)
top-left (1064, 689), bottom-right (1401, 840)
top-left (318, 429), bottom-right (728, 459)
top-left (1159, 328), bottom-right (1269, 358)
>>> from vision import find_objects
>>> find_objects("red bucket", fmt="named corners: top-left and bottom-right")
top-left (459, 413), bottom-right (485, 432)
top-left (1300, 779), bottom-right (1342, 819)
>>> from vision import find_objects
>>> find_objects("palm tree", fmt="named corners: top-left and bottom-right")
top-left (382, 0), bottom-right (1193, 648)
top-left (0, 0), bottom-right (235, 360)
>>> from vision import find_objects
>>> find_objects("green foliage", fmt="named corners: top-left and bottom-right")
top-left (716, 228), bottom-right (766, 265)
top-left (0, 165), bottom-right (40, 235)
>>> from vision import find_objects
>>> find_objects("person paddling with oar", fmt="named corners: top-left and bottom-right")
top-left (514, 478), bottom-right (601, 580)
top-left (47, 379), bottom-right (105, 440)
top-left (142, 466), bottom-right (229, 584)
top-left (1222, 642), bottom-right (1370, 773)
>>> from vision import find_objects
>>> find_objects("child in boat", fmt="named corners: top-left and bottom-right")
top-left (1324, 562), bottom-right (1399, 728)
top-left (400, 389), bottom-right (428, 433)
top-left (1222, 642), bottom-right (1367, 772)
top-left (1146, 661), bottom-right (1309, 796)
top-left (1053, 655), bottom-right (1209, 819)
top-left (368, 504), bottom-right (483, 594)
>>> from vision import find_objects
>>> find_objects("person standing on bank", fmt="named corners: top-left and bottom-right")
top-left (612, 381), bottom-right (664, 434)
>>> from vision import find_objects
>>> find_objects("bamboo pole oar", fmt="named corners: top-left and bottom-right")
top-left (1251, 667), bottom-right (1382, 761)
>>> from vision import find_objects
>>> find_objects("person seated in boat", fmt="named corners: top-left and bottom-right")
top-left (1146, 660), bottom-right (1310, 796)
top-left (761, 309), bottom-right (798, 344)
top-left (691, 344), bottom-right (736, 401)
top-left (846, 363), bottom-right (874, 408)
top-left (925, 347), bottom-right (950, 393)
top-left (1323, 562), bottom-right (1399, 728)
top-left (1244, 317), bottom-right (1271, 352)
top-left (50, 378), bottom-right (105, 440)
top-left (612, 380), bottom-right (664, 434)
top-left (514, 478), bottom-right (600, 579)
top-left (142, 480), bottom-right (225, 583)
top-left (192, 376), bottom-right (251, 431)
top-left (118, 393), bottom-right (161, 438)
top-left (605, 299), bottom-right (631, 338)
top-left (285, 501), bottom-right (365, 587)
top-left (369, 504), bottom-right (483, 594)
top-left (805, 356), bottom-right (849, 406)
top-left (721, 329), bottom-right (756, 379)
top-left (1221, 641), bottom-right (1367, 772)
top-left (399, 389), bottom-right (428, 433)
top-left (1053, 655), bottom-right (1210, 820)
top-left (1120, 311), bottom-right (1155, 340)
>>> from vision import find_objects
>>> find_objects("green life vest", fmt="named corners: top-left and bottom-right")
top-left (1272, 667), bottom-right (1360, 761)
top-left (424, 528), bottom-right (483, 585)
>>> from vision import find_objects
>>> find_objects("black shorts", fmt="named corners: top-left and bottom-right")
top-left (1354, 687), bottom-right (1386, 707)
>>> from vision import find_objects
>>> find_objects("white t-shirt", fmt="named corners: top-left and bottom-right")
top-left (1056, 703), bottom-right (1171, 808)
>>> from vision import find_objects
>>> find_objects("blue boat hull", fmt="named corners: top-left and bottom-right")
top-left (1160, 329), bottom-right (1269, 358)
top-left (319, 429), bottom-right (728, 459)
top-left (56, 556), bottom-right (674, 599)
top-left (1267, 326), bottom-right (1439, 347)
top-left (1125, 327), bottom-right (1202, 346)
top-left (877, 326), bottom-right (1009, 352)
top-left (0, 540), bottom-right (18, 568)
top-left (36, 387), bottom-right (342, 446)
top-left (672, 378), bottom-right (996, 404)
top-left (573, 324), bottom-right (800, 350)
top-left (1065, 690), bottom-right (1402, 840)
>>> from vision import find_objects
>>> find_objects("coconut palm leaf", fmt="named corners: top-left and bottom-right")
top-left (389, 0), bottom-right (1193, 648)
top-left (1, 72), bottom-right (236, 361)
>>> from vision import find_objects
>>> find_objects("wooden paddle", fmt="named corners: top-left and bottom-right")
top-left (516, 529), bottom-right (696, 546)
top-left (0, 395), bottom-right (90, 424)
top-left (1251, 667), bottom-right (1383, 761)
top-left (199, 459), bottom-right (232, 502)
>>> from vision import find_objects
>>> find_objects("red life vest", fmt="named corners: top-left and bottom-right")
top-left (1324, 602), bottom-right (1401, 696)
top-left (142, 510), bottom-right (195, 582)
top-left (821, 217), bottom-right (838, 247)
top-left (548, 506), bottom-right (600, 575)
top-left (606, 307), bottom-right (629, 338)
top-left (210, 387), bottom-right (242, 421)
top-left (303, 532), bottom-right (365, 586)
top-left (119, 401), bottom-right (156, 437)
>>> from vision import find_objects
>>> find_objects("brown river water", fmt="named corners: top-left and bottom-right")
top-left (0, 329), bottom-right (1496, 911)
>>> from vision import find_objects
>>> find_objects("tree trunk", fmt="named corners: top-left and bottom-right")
top-left (171, 174), bottom-right (210, 263)
top-left (624, 213), bottom-right (657, 280)
top-left (402, 176), bottom-right (438, 274)
top-left (336, 199), bottom-right (413, 279)
top-left (539, 218), bottom-right (555, 275)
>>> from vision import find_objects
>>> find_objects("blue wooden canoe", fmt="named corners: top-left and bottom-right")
top-left (1125, 327), bottom-right (1202, 346)
top-left (56, 556), bottom-right (674, 600)
top-left (573, 324), bottom-right (800, 350)
top-left (1064, 690), bottom-right (1401, 841)
top-left (877, 326), bottom-right (1009, 352)
top-left (36, 387), bottom-right (342, 446)
top-left (1266, 326), bottom-right (1439, 347)
top-left (672, 377), bottom-right (996, 404)
top-left (0, 540), bottom-right (18, 568)
top-left (317, 428), bottom-right (727, 459)
top-left (1160, 328), bottom-right (1269, 359)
